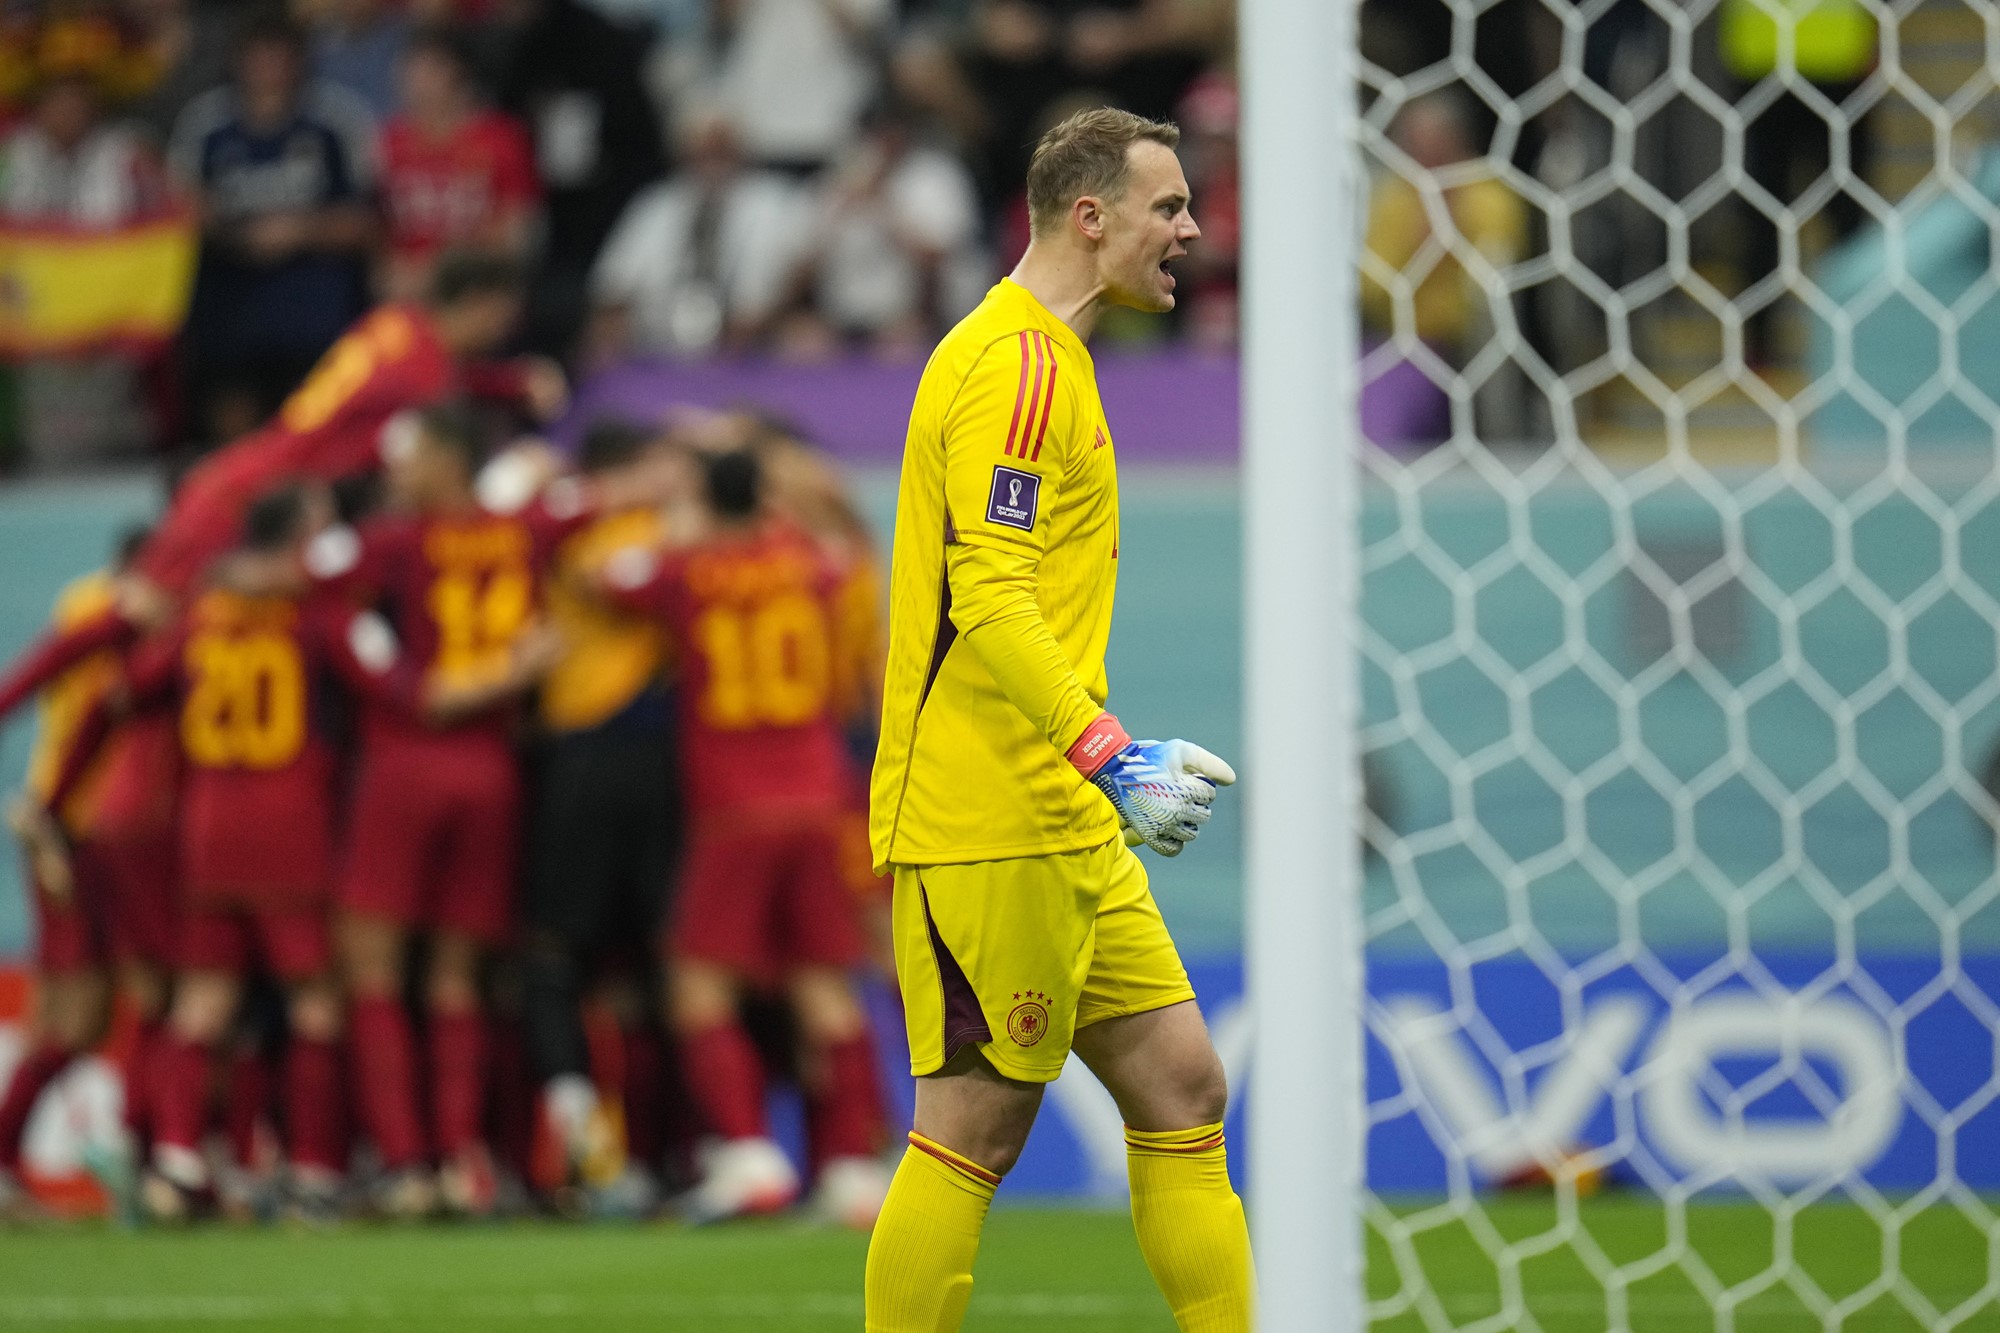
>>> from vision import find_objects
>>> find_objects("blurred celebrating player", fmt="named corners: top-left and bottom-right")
top-left (520, 420), bottom-right (684, 1206)
top-left (40, 487), bottom-right (414, 1223)
top-left (605, 447), bottom-right (888, 1226)
top-left (864, 109), bottom-right (1251, 1330)
top-left (308, 406), bottom-right (664, 1216)
top-left (305, 406), bottom-right (560, 1217)
top-left (0, 530), bottom-right (148, 1214)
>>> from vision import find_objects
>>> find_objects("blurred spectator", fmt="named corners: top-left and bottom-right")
top-left (301, 0), bottom-right (412, 120)
top-left (786, 101), bottom-right (986, 358)
top-left (169, 14), bottom-right (376, 449)
top-left (1, 69), bottom-right (176, 467)
top-left (2, 72), bottom-right (165, 225)
top-left (0, 1), bottom-right (157, 124)
top-left (584, 114), bottom-right (811, 364)
top-left (122, 0), bottom-right (234, 147)
top-left (1720, 0), bottom-right (1877, 369)
top-left (700, 0), bottom-right (891, 176)
top-left (490, 0), bottom-right (668, 357)
top-left (1170, 69), bottom-right (1237, 347)
top-left (1361, 91), bottom-right (1527, 448)
top-left (377, 28), bottom-right (539, 300)
top-left (907, 0), bottom-right (1224, 224)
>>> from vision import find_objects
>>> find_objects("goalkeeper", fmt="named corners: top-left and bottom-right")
top-left (866, 108), bottom-right (1253, 1332)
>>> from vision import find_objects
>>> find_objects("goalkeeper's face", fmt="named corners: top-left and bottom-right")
top-left (1100, 140), bottom-right (1200, 314)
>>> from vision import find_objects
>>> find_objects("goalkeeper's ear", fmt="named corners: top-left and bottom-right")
top-left (1181, 744), bottom-right (1237, 787)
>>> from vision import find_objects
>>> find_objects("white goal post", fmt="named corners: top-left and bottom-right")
top-left (1241, 0), bottom-right (1367, 1328)
top-left (1241, 0), bottom-right (2000, 1329)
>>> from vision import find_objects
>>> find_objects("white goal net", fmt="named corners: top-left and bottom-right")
top-left (1345, 1), bottom-right (2000, 1328)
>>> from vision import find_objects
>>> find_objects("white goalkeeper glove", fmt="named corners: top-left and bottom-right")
top-left (1066, 714), bottom-right (1237, 857)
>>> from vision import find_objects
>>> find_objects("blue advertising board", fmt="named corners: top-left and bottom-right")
top-left (878, 952), bottom-right (2000, 1200)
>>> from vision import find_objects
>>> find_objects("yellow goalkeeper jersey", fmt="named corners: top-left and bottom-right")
top-left (870, 278), bottom-right (1123, 870)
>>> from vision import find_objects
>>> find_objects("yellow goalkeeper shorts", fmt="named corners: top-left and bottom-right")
top-left (891, 837), bottom-right (1197, 1083)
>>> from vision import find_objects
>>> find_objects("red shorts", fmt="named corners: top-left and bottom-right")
top-left (95, 831), bottom-right (181, 966)
top-left (339, 731), bottom-right (521, 943)
top-left (180, 903), bottom-right (331, 982)
top-left (670, 814), bottom-right (865, 974)
top-left (28, 842), bottom-right (113, 972)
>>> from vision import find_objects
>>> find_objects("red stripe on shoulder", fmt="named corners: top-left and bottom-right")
top-left (1029, 332), bottom-right (1059, 462)
top-left (1002, 330), bottom-right (1032, 457)
top-left (1019, 332), bottom-right (1047, 460)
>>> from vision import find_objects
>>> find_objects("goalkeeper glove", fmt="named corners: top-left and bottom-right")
top-left (1066, 714), bottom-right (1237, 857)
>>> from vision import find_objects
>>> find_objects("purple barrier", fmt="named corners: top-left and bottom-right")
top-left (557, 351), bottom-right (1246, 463)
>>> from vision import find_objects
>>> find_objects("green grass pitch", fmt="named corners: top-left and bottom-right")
top-left (0, 1198), bottom-right (1990, 1331)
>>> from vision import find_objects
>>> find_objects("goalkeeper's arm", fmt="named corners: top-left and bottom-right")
top-left (948, 541), bottom-right (1234, 855)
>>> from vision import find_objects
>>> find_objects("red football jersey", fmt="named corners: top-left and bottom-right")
top-left (309, 499), bottom-right (587, 743)
top-left (125, 586), bottom-right (416, 905)
top-left (611, 523), bottom-right (849, 819)
top-left (137, 305), bottom-right (458, 594)
top-left (379, 111), bottom-right (539, 259)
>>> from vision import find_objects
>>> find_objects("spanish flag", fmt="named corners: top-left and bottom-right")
top-left (0, 211), bottom-right (196, 358)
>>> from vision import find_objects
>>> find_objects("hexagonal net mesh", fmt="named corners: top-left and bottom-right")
top-left (1350, 1), bottom-right (2000, 1327)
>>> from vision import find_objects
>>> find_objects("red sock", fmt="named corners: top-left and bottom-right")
top-left (428, 1008), bottom-right (486, 1159)
top-left (223, 1048), bottom-right (271, 1171)
top-left (621, 1027), bottom-right (665, 1169)
top-left (0, 1045), bottom-right (76, 1172)
top-left (122, 1018), bottom-right (162, 1145)
top-left (680, 1023), bottom-right (768, 1142)
top-left (349, 995), bottom-right (426, 1169)
top-left (808, 1034), bottom-right (886, 1163)
top-left (284, 1038), bottom-right (345, 1174)
top-left (484, 1015), bottom-right (533, 1179)
top-left (150, 1035), bottom-right (214, 1156)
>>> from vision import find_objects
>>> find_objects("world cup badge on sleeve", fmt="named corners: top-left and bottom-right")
top-left (987, 466), bottom-right (1041, 532)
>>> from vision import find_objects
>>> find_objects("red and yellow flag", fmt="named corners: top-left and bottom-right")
top-left (0, 211), bottom-right (196, 358)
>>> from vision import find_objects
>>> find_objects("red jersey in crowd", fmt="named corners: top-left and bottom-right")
top-left (379, 112), bottom-right (538, 261)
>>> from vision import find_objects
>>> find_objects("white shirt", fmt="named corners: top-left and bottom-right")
top-left (713, 0), bottom-right (890, 165)
top-left (1, 125), bottom-right (151, 226)
top-left (591, 172), bottom-right (815, 355)
top-left (814, 145), bottom-right (988, 333)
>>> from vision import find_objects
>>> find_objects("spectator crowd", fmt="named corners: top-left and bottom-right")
top-left (0, 0), bottom-right (1240, 467)
top-left (0, 0), bottom-right (1891, 464)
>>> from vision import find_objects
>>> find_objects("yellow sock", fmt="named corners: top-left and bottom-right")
top-left (1125, 1122), bottom-right (1255, 1332)
top-left (863, 1132), bottom-right (1000, 1332)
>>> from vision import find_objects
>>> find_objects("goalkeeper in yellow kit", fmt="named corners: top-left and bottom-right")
top-left (865, 108), bottom-right (1253, 1332)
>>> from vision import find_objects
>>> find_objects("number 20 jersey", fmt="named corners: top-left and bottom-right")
top-left (133, 588), bottom-right (398, 904)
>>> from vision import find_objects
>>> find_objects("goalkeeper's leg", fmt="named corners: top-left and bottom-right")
top-left (863, 1050), bottom-right (1042, 1332)
top-left (1075, 1001), bottom-right (1254, 1333)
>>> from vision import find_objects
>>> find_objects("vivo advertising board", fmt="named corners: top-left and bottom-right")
top-left (976, 952), bottom-right (2000, 1198)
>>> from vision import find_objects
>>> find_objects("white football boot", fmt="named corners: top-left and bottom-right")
top-left (811, 1155), bottom-right (893, 1230)
top-left (682, 1137), bottom-right (799, 1224)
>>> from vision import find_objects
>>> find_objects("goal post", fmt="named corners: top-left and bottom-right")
top-left (1240, 0), bottom-right (1367, 1329)
top-left (1241, 0), bottom-right (2000, 1328)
